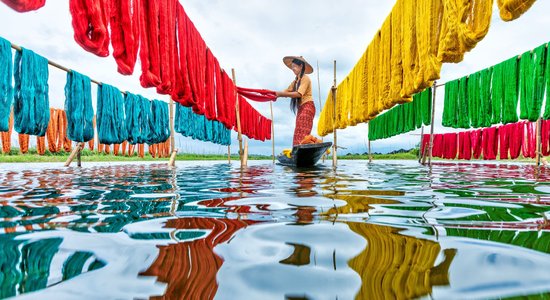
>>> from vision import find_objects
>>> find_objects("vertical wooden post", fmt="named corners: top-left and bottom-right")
top-left (368, 142), bottom-right (372, 166)
top-left (64, 142), bottom-right (84, 167)
top-left (169, 148), bottom-right (178, 167)
top-left (77, 146), bottom-right (82, 167)
top-left (232, 69), bottom-right (244, 167)
top-left (170, 99), bottom-right (175, 153)
top-left (270, 101), bottom-right (275, 163)
top-left (243, 139), bottom-right (249, 166)
top-left (317, 60), bottom-right (326, 163)
top-left (418, 126), bottom-right (425, 163)
top-left (228, 145), bottom-right (231, 163)
top-left (536, 117), bottom-right (542, 167)
top-left (367, 121), bottom-right (373, 163)
top-left (428, 82), bottom-right (437, 168)
top-left (168, 98), bottom-right (177, 167)
top-left (332, 60), bottom-right (337, 170)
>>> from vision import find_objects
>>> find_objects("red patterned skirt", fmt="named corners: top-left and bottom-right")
top-left (293, 101), bottom-right (316, 146)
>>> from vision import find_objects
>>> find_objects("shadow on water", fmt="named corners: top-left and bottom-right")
top-left (0, 160), bottom-right (549, 299)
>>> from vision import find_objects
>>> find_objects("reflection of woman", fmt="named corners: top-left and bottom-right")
top-left (275, 56), bottom-right (315, 146)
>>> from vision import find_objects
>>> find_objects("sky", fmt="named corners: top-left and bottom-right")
top-left (1, 1), bottom-right (549, 155)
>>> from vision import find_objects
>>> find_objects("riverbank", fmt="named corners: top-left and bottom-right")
top-left (0, 148), bottom-right (543, 163)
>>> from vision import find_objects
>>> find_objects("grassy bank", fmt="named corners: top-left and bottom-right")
top-left (0, 148), bottom-right (543, 163)
top-left (0, 148), bottom-right (271, 163)
top-left (339, 151), bottom-right (419, 160)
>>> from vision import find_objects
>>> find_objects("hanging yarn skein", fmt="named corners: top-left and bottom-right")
top-left (110, 0), bottom-right (141, 75)
top-left (138, 0), bottom-right (161, 88)
top-left (545, 43), bottom-right (550, 120)
top-left (149, 100), bottom-right (170, 144)
top-left (0, 0), bottom-right (45, 12)
top-left (236, 87), bottom-right (278, 102)
top-left (0, 36), bottom-right (13, 132)
top-left (65, 70), bottom-right (94, 142)
top-left (175, 103), bottom-right (231, 145)
top-left (97, 83), bottom-right (127, 144)
top-left (519, 44), bottom-right (546, 122)
top-left (13, 47), bottom-right (50, 136)
top-left (125, 92), bottom-right (150, 144)
top-left (69, 0), bottom-right (110, 57)
top-left (497, 0), bottom-right (537, 21)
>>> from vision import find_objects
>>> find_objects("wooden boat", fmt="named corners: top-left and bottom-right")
top-left (276, 142), bottom-right (332, 168)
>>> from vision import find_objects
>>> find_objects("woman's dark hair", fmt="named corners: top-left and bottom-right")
top-left (290, 59), bottom-right (306, 114)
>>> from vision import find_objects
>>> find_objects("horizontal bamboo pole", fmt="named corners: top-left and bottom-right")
top-left (10, 42), bottom-right (126, 93)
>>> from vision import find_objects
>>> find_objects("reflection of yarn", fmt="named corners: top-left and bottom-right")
top-left (62, 252), bottom-right (105, 281)
top-left (0, 237), bottom-right (106, 298)
top-left (141, 218), bottom-right (256, 300)
top-left (0, 237), bottom-right (24, 298)
top-left (1, 113), bottom-right (13, 153)
top-left (347, 223), bottom-right (446, 300)
top-left (20, 238), bottom-right (62, 292)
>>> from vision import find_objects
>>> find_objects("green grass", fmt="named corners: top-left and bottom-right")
top-left (0, 148), bottom-right (272, 163)
top-left (0, 147), bottom-right (544, 163)
top-left (340, 152), bottom-right (418, 160)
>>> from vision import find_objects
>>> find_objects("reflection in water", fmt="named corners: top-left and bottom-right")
top-left (0, 161), bottom-right (549, 299)
top-left (0, 235), bottom-right (106, 298)
top-left (346, 222), bottom-right (451, 299)
top-left (279, 243), bottom-right (311, 266)
top-left (141, 217), bottom-right (258, 300)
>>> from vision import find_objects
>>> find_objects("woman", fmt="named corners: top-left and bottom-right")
top-left (275, 56), bottom-right (315, 146)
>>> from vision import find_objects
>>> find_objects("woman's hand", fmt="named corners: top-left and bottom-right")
top-left (275, 91), bottom-right (281, 98)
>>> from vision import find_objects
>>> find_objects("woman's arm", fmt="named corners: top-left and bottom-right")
top-left (276, 90), bottom-right (302, 98)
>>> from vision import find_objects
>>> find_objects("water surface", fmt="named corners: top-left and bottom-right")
top-left (0, 160), bottom-right (549, 299)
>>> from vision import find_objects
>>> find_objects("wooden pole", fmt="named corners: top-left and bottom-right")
top-left (316, 60), bottom-right (323, 114)
top-left (366, 121), bottom-right (372, 162)
top-left (270, 101), bottom-right (275, 163)
top-left (536, 117), bottom-right (542, 167)
top-left (77, 146), bottom-right (82, 167)
top-left (418, 126), bottom-right (425, 163)
top-left (64, 142), bottom-right (84, 167)
top-left (332, 60), bottom-right (337, 170)
top-left (168, 148), bottom-right (178, 167)
top-left (232, 69), bottom-right (244, 167)
top-left (169, 99), bottom-right (175, 153)
top-left (10, 42), bottom-right (129, 93)
top-left (228, 145), bottom-right (231, 163)
top-left (168, 98), bottom-right (176, 166)
top-left (243, 139), bottom-right (249, 166)
top-left (428, 82), bottom-right (437, 168)
top-left (317, 60), bottom-right (327, 163)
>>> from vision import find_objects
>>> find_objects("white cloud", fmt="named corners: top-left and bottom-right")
top-left (1, 1), bottom-right (548, 154)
